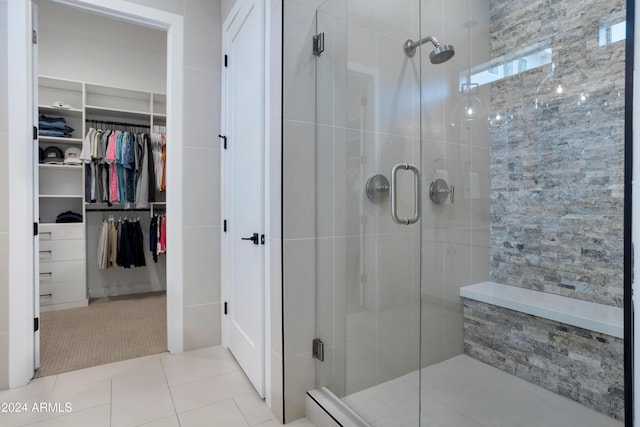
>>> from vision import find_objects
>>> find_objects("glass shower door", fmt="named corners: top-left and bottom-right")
top-left (314, 1), bottom-right (423, 425)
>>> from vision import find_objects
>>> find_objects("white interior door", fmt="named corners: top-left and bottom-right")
top-left (32, 1), bottom-right (40, 371)
top-left (222, 0), bottom-right (265, 397)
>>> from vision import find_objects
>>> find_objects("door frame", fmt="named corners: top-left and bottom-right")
top-left (220, 0), bottom-right (271, 404)
top-left (7, 0), bottom-right (184, 388)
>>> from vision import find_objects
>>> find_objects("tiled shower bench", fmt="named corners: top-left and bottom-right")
top-left (461, 281), bottom-right (624, 420)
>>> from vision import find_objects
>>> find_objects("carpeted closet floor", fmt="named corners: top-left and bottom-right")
top-left (35, 292), bottom-right (167, 378)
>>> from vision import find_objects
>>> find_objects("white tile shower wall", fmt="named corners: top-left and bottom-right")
top-left (271, 350), bottom-right (285, 421)
top-left (283, 2), bottom-right (318, 125)
top-left (285, 351), bottom-right (316, 421)
top-left (283, 121), bottom-right (317, 240)
top-left (282, 0), bottom-right (319, 421)
top-left (418, 0), bottom-right (491, 370)
top-left (270, 238), bottom-right (283, 355)
top-left (284, 239), bottom-right (317, 358)
top-left (282, 0), bottom-right (445, 420)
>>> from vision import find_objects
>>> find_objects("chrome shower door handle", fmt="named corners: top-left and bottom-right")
top-left (390, 163), bottom-right (421, 225)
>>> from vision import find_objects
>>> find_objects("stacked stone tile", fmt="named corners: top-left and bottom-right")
top-left (464, 0), bottom-right (626, 420)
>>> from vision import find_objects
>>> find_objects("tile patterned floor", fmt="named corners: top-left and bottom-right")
top-left (0, 346), bottom-right (316, 427)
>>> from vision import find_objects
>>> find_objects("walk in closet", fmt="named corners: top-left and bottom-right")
top-left (38, 78), bottom-right (168, 307)
top-left (34, 1), bottom-right (169, 376)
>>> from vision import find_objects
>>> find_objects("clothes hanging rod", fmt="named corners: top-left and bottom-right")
top-left (85, 119), bottom-right (150, 129)
top-left (86, 208), bottom-right (151, 212)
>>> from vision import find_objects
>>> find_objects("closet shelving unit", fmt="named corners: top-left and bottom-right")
top-left (37, 75), bottom-right (167, 310)
top-left (38, 76), bottom-right (86, 311)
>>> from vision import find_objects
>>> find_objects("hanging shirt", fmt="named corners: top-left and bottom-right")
top-left (146, 134), bottom-right (156, 203)
top-left (108, 219), bottom-right (118, 268)
top-left (160, 134), bottom-right (166, 192)
top-left (99, 131), bottom-right (111, 203)
top-left (135, 134), bottom-right (149, 208)
top-left (150, 215), bottom-right (158, 263)
top-left (108, 131), bottom-right (120, 203)
top-left (117, 132), bottom-right (126, 203)
top-left (153, 133), bottom-right (163, 191)
top-left (124, 132), bottom-right (136, 203)
top-left (80, 128), bottom-right (95, 163)
top-left (97, 220), bottom-right (109, 269)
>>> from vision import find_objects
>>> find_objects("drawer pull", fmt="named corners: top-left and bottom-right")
top-left (40, 293), bottom-right (53, 297)
top-left (39, 250), bottom-right (52, 253)
top-left (39, 272), bottom-right (52, 276)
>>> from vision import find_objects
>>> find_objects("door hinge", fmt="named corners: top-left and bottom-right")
top-left (33, 222), bottom-right (38, 236)
top-left (218, 134), bottom-right (227, 149)
top-left (32, 29), bottom-right (38, 44)
top-left (224, 55), bottom-right (228, 67)
top-left (33, 126), bottom-right (38, 140)
top-left (223, 220), bottom-right (227, 232)
top-left (261, 234), bottom-right (265, 245)
top-left (313, 33), bottom-right (325, 56)
top-left (224, 302), bottom-right (228, 315)
top-left (312, 338), bottom-right (325, 361)
top-left (34, 318), bottom-right (39, 332)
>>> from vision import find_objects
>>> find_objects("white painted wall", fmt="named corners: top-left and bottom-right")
top-left (0, 0), bottom-right (11, 390)
top-left (38, 2), bottom-right (167, 94)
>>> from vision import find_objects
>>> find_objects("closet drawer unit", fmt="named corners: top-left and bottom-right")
top-left (39, 281), bottom-right (86, 306)
top-left (39, 239), bottom-right (85, 262)
top-left (39, 260), bottom-right (85, 284)
top-left (39, 223), bottom-right (85, 241)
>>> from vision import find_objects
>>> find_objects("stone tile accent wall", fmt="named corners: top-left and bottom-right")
top-left (489, 0), bottom-right (626, 307)
top-left (463, 298), bottom-right (624, 420)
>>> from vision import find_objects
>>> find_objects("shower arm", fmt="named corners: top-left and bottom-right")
top-left (404, 35), bottom-right (441, 57)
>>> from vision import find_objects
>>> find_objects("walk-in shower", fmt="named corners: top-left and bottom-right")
top-left (281, 0), bottom-right (627, 425)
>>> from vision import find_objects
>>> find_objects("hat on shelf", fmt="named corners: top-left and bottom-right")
top-left (43, 146), bottom-right (64, 164)
top-left (63, 146), bottom-right (82, 165)
top-left (51, 101), bottom-right (73, 109)
top-left (55, 211), bottom-right (82, 223)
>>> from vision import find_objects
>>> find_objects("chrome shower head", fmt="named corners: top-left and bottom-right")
top-left (429, 44), bottom-right (455, 64)
top-left (404, 35), bottom-right (455, 64)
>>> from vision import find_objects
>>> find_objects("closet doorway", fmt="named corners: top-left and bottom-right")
top-left (32, 0), bottom-right (170, 378)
